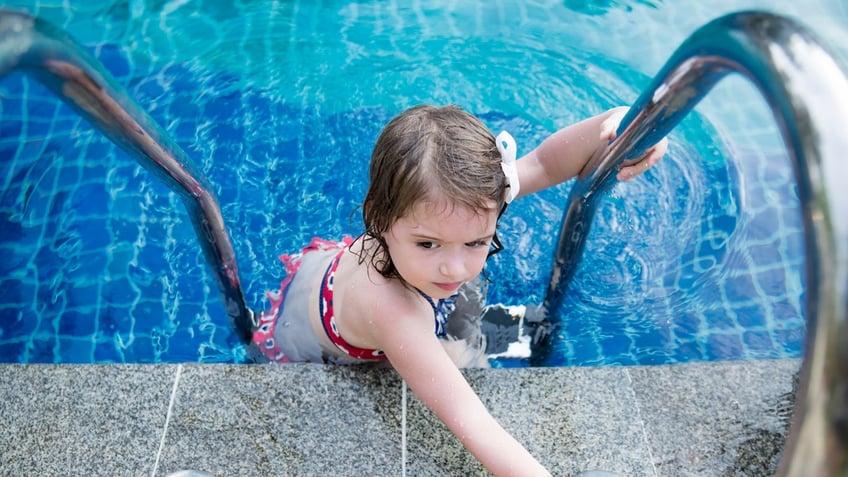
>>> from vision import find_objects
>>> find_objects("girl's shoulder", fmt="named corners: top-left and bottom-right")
top-left (342, 260), bottom-right (432, 325)
top-left (347, 265), bottom-right (416, 311)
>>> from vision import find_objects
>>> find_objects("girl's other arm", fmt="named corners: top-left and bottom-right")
top-left (515, 107), bottom-right (667, 197)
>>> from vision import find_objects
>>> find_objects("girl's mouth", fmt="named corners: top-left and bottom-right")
top-left (434, 282), bottom-right (463, 292)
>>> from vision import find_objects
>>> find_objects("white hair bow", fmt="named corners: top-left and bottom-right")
top-left (497, 131), bottom-right (520, 203)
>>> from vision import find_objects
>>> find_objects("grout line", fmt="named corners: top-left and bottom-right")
top-left (151, 364), bottom-right (183, 477)
top-left (625, 368), bottom-right (659, 477)
top-left (402, 379), bottom-right (408, 477)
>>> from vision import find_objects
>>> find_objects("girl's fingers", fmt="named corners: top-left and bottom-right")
top-left (615, 141), bottom-right (666, 181)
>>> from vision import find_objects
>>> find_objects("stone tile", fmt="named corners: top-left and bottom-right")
top-left (404, 367), bottom-right (656, 476)
top-left (629, 359), bottom-right (800, 476)
top-left (0, 364), bottom-right (174, 476)
top-left (155, 363), bottom-right (404, 476)
top-left (0, 360), bottom-right (803, 477)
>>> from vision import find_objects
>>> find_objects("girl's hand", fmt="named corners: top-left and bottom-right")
top-left (599, 107), bottom-right (669, 182)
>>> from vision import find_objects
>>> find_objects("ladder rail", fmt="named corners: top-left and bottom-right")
top-left (542, 11), bottom-right (848, 475)
top-left (0, 10), bottom-right (257, 343)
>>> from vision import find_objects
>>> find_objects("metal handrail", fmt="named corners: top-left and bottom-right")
top-left (540, 11), bottom-right (848, 476)
top-left (0, 9), bottom-right (257, 342)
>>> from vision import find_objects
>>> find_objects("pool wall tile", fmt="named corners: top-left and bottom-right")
top-left (0, 364), bottom-right (174, 476)
top-left (629, 358), bottom-right (798, 476)
top-left (154, 363), bottom-right (404, 476)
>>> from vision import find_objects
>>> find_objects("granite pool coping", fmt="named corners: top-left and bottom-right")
top-left (0, 358), bottom-right (799, 476)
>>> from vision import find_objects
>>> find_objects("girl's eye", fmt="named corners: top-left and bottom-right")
top-left (417, 241), bottom-right (438, 249)
top-left (467, 240), bottom-right (490, 248)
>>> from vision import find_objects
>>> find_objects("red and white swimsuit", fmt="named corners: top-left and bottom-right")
top-left (252, 236), bottom-right (455, 363)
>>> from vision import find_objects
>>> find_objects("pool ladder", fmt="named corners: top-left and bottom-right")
top-left (538, 11), bottom-right (848, 476)
top-left (1, 8), bottom-right (846, 476)
top-left (0, 9), bottom-right (257, 343)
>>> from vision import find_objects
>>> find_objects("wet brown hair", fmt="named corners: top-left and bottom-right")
top-left (360, 104), bottom-right (508, 282)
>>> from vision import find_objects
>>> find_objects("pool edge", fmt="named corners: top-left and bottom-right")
top-left (0, 358), bottom-right (799, 475)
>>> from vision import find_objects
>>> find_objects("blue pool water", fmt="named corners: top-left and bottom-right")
top-left (1, 0), bottom-right (845, 364)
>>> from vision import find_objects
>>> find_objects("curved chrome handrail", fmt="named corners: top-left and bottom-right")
top-left (0, 9), bottom-right (257, 342)
top-left (540, 10), bottom-right (848, 476)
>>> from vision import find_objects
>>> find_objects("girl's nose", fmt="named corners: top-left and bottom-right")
top-left (438, 252), bottom-right (466, 279)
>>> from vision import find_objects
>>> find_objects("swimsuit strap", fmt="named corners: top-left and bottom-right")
top-left (414, 288), bottom-right (457, 338)
top-left (319, 247), bottom-right (387, 360)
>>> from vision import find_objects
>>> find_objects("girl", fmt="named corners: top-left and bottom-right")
top-left (251, 104), bottom-right (666, 476)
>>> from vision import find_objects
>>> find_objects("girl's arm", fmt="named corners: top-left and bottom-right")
top-left (515, 107), bottom-right (667, 198)
top-left (370, 298), bottom-right (551, 477)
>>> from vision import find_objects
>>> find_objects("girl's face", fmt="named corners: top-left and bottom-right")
top-left (382, 200), bottom-right (499, 299)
